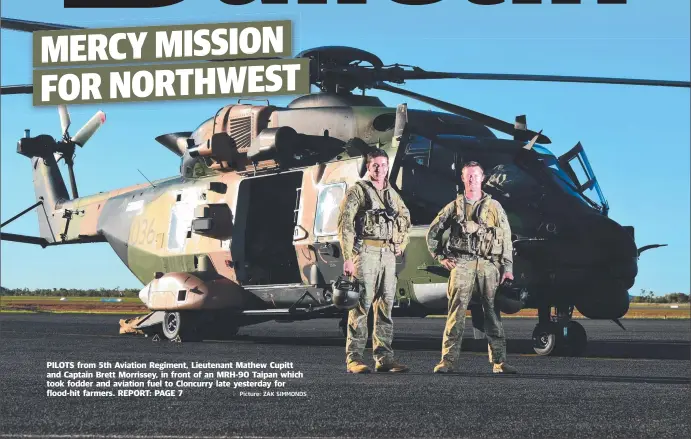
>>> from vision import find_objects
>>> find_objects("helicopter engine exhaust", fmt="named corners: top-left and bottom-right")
top-left (247, 126), bottom-right (299, 164)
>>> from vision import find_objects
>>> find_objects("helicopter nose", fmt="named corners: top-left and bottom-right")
top-left (608, 255), bottom-right (638, 290)
top-left (571, 218), bottom-right (638, 319)
top-left (138, 284), bottom-right (150, 306)
top-left (598, 218), bottom-right (638, 290)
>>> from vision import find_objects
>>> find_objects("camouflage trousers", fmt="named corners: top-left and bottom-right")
top-left (346, 244), bottom-right (397, 365)
top-left (440, 257), bottom-right (506, 365)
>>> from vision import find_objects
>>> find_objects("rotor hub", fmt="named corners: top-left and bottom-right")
top-left (296, 46), bottom-right (383, 94)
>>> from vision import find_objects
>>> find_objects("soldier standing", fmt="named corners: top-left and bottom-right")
top-left (426, 161), bottom-right (517, 374)
top-left (337, 149), bottom-right (411, 374)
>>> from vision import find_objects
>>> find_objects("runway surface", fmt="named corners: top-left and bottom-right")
top-left (1, 314), bottom-right (689, 438)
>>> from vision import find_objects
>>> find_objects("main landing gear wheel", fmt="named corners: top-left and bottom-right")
top-left (161, 311), bottom-right (201, 342)
top-left (562, 321), bottom-right (587, 356)
top-left (531, 308), bottom-right (589, 356)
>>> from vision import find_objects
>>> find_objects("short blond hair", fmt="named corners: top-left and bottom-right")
top-left (461, 161), bottom-right (484, 176)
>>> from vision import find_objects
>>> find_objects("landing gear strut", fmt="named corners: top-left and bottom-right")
top-left (532, 304), bottom-right (587, 356)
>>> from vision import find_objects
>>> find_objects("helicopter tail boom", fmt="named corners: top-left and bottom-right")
top-left (3, 127), bottom-right (117, 247)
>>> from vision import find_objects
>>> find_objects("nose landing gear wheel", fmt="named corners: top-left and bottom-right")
top-left (532, 322), bottom-right (558, 356)
top-left (532, 320), bottom-right (588, 356)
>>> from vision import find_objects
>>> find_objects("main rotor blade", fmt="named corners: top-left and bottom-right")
top-left (385, 69), bottom-right (691, 89)
top-left (0, 17), bottom-right (84, 32)
top-left (373, 82), bottom-right (551, 144)
top-left (72, 111), bottom-right (106, 147)
top-left (1, 85), bottom-right (33, 95)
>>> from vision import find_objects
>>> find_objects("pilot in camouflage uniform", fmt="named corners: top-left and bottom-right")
top-left (337, 149), bottom-right (411, 374)
top-left (426, 161), bottom-right (518, 374)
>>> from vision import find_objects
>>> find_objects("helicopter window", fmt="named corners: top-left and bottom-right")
top-left (314, 183), bottom-right (346, 236)
top-left (404, 134), bottom-right (431, 166)
top-left (167, 202), bottom-right (195, 252)
top-left (559, 152), bottom-right (608, 213)
top-left (536, 153), bottom-right (606, 212)
top-left (567, 156), bottom-right (590, 189)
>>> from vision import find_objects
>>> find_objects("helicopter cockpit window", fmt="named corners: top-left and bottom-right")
top-left (558, 146), bottom-right (608, 214)
top-left (533, 146), bottom-right (608, 213)
top-left (314, 182), bottom-right (346, 236)
top-left (566, 156), bottom-right (591, 188)
top-left (181, 156), bottom-right (214, 179)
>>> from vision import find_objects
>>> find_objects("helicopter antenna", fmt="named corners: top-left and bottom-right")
top-left (137, 169), bottom-right (156, 189)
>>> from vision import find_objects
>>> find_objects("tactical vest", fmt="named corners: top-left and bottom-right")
top-left (353, 181), bottom-right (409, 246)
top-left (446, 195), bottom-right (505, 259)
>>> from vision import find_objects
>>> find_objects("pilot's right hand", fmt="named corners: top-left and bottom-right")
top-left (440, 258), bottom-right (456, 271)
top-left (343, 260), bottom-right (355, 276)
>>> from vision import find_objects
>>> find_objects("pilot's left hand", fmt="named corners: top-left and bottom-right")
top-left (394, 244), bottom-right (402, 257)
top-left (501, 272), bottom-right (514, 284)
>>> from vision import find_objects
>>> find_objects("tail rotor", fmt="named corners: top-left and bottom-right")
top-left (50, 105), bottom-right (106, 199)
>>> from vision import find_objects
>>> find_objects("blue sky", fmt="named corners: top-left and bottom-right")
top-left (1, 0), bottom-right (689, 294)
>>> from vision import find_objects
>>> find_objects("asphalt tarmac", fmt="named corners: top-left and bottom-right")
top-left (1, 314), bottom-right (689, 439)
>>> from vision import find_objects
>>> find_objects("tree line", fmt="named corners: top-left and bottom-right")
top-left (1, 286), bottom-right (688, 303)
top-left (631, 290), bottom-right (689, 304)
top-left (0, 287), bottom-right (140, 298)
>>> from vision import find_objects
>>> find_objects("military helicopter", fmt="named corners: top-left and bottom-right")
top-left (1, 17), bottom-right (687, 355)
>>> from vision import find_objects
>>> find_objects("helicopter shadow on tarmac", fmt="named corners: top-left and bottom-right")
top-left (212, 330), bottom-right (690, 362)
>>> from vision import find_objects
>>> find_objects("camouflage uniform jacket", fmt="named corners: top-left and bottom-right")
top-left (426, 191), bottom-right (513, 274)
top-left (337, 177), bottom-right (411, 262)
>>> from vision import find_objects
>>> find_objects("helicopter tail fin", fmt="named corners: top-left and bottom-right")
top-left (6, 132), bottom-right (72, 245)
top-left (1, 142), bottom-right (70, 246)
top-left (2, 107), bottom-right (109, 246)
top-left (29, 153), bottom-right (71, 244)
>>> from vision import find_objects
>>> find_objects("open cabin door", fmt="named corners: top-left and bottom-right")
top-left (234, 171), bottom-right (305, 286)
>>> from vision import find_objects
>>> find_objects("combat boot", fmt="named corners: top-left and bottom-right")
top-left (375, 359), bottom-right (409, 373)
top-left (346, 361), bottom-right (371, 374)
top-left (492, 362), bottom-right (517, 374)
top-left (433, 360), bottom-right (454, 374)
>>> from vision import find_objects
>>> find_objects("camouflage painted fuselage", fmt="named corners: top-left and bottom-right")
top-left (28, 93), bottom-right (638, 322)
